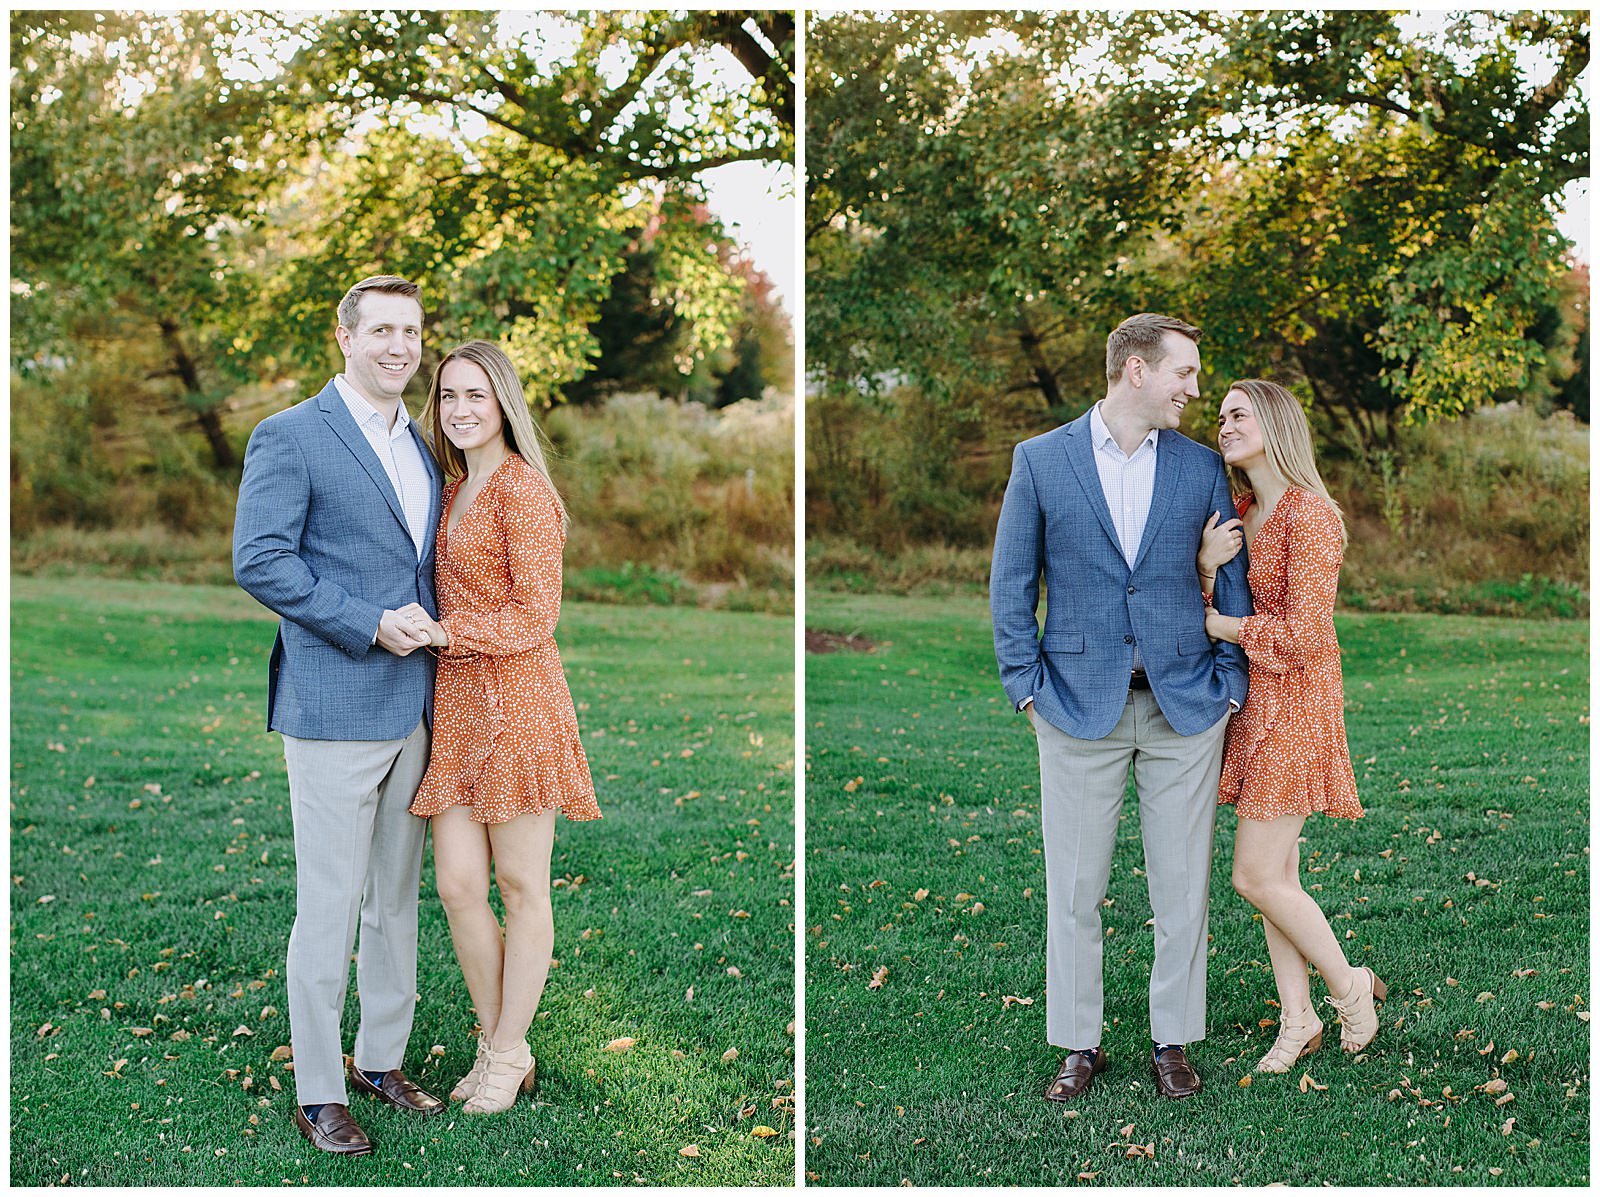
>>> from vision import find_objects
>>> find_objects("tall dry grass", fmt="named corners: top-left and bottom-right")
top-left (807, 393), bottom-right (1588, 618)
top-left (12, 388), bottom-right (796, 611)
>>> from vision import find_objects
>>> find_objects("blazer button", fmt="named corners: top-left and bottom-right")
top-left (1124, 634), bottom-right (1134, 644)
top-left (1127, 585), bottom-right (1137, 594)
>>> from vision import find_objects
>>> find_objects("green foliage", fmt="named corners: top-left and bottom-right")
top-left (10, 577), bottom-right (795, 1185)
top-left (805, 592), bottom-right (1588, 1186)
top-left (11, 11), bottom-right (284, 467)
top-left (11, 11), bottom-right (793, 506)
top-left (806, 11), bottom-right (1589, 442)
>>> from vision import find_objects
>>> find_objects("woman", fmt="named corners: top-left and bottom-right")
top-left (1197, 378), bottom-right (1386, 1075)
top-left (397, 340), bottom-right (601, 1114)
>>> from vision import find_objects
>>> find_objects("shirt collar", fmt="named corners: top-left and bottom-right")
top-left (1089, 401), bottom-right (1157, 457)
top-left (334, 374), bottom-right (410, 435)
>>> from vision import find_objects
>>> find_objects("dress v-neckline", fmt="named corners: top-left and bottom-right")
top-left (1243, 486), bottom-right (1298, 551)
top-left (443, 455), bottom-right (515, 543)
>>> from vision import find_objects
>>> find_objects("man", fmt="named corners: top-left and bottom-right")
top-left (234, 275), bottom-right (446, 1155)
top-left (990, 313), bottom-right (1252, 1101)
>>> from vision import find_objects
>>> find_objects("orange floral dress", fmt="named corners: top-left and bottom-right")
top-left (411, 454), bottom-right (601, 824)
top-left (1218, 486), bottom-right (1362, 821)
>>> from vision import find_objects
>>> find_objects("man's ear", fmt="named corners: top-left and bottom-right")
top-left (1125, 355), bottom-right (1145, 387)
top-left (334, 325), bottom-right (350, 356)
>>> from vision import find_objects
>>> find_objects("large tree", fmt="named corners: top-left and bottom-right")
top-left (11, 11), bottom-right (286, 468)
top-left (806, 10), bottom-right (1589, 448)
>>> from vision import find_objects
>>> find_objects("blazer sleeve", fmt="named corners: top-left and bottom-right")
top-left (990, 442), bottom-right (1047, 708)
top-left (232, 417), bottom-right (383, 655)
top-left (1207, 457), bottom-right (1253, 708)
top-left (440, 471), bottom-right (563, 657)
top-left (1237, 496), bottom-right (1342, 675)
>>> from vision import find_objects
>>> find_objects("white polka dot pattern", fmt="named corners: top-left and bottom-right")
top-left (411, 454), bottom-right (601, 824)
top-left (1219, 487), bottom-right (1363, 821)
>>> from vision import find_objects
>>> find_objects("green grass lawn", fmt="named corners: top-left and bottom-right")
top-left (804, 593), bottom-right (1588, 1187)
top-left (11, 576), bottom-right (795, 1186)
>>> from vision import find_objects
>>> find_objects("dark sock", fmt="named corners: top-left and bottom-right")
top-left (301, 1102), bottom-right (326, 1120)
top-left (1153, 1041), bottom-right (1183, 1057)
top-left (1071, 1046), bottom-right (1099, 1062)
top-left (361, 1069), bottom-right (387, 1088)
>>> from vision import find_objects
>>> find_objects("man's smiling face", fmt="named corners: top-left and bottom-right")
top-left (336, 291), bottom-right (423, 404)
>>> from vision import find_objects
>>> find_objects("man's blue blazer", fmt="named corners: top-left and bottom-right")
top-left (990, 410), bottom-right (1252, 740)
top-left (233, 379), bottom-right (442, 740)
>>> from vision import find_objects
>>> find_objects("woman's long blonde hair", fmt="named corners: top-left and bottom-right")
top-left (1227, 378), bottom-right (1346, 546)
top-left (421, 340), bottom-right (567, 530)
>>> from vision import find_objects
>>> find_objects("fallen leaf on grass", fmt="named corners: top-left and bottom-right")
top-left (1077, 1172), bottom-right (1099, 1181)
top-left (269, 1045), bottom-right (292, 1061)
top-left (231, 1025), bottom-right (253, 1038)
top-left (679, 1145), bottom-right (700, 1158)
top-left (1501, 1117), bottom-right (1516, 1136)
top-left (1298, 1073), bottom-right (1327, 1093)
top-left (129, 1027), bottom-right (154, 1038)
top-left (751, 1126), bottom-right (779, 1139)
top-left (913, 889), bottom-right (928, 901)
top-left (868, 966), bottom-right (889, 990)
top-left (604, 1037), bottom-right (637, 1053)
top-left (1500, 1049), bottom-right (1519, 1065)
top-left (722, 1047), bottom-right (739, 1062)
top-left (1480, 1078), bottom-right (1508, 1095)
top-left (1577, 1011), bottom-right (1591, 1023)
top-left (1238, 1075), bottom-right (1252, 1088)
top-left (1000, 995), bottom-right (1033, 1008)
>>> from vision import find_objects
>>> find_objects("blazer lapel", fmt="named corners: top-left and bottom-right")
top-left (1131, 429), bottom-right (1185, 573)
top-left (1062, 414), bottom-right (1124, 559)
top-left (317, 382), bottom-right (411, 537)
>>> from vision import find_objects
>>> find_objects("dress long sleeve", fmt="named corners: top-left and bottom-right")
top-left (439, 470), bottom-right (563, 657)
top-left (1236, 498), bottom-right (1343, 675)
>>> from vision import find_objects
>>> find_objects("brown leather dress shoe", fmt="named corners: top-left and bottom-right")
top-left (349, 1066), bottom-right (446, 1115)
top-left (1151, 1046), bottom-right (1202, 1098)
top-left (1044, 1049), bottom-right (1106, 1101)
top-left (295, 1103), bottom-right (373, 1156)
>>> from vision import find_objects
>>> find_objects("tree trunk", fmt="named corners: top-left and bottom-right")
top-left (1017, 312), bottom-right (1064, 411)
top-left (158, 319), bottom-right (235, 470)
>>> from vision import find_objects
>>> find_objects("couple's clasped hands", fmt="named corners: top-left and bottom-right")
top-left (376, 604), bottom-right (449, 655)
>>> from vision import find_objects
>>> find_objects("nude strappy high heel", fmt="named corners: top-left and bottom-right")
top-left (450, 1033), bottom-right (491, 1102)
top-left (1325, 965), bottom-right (1388, 1052)
top-left (1256, 1007), bottom-right (1324, 1073)
top-left (463, 1041), bottom-right (537, 1114)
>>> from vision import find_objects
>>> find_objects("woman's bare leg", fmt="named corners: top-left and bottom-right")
top-left (485, 809), bottom-right (559, 1051)
top-left (431, 804), bottom-right (504, 1039)
top-left (1233, 813), bottom-right (1357, 1003)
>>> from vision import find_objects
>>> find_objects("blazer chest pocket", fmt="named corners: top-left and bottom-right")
top-left (1040, 631), bottom-right (1084, 654)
